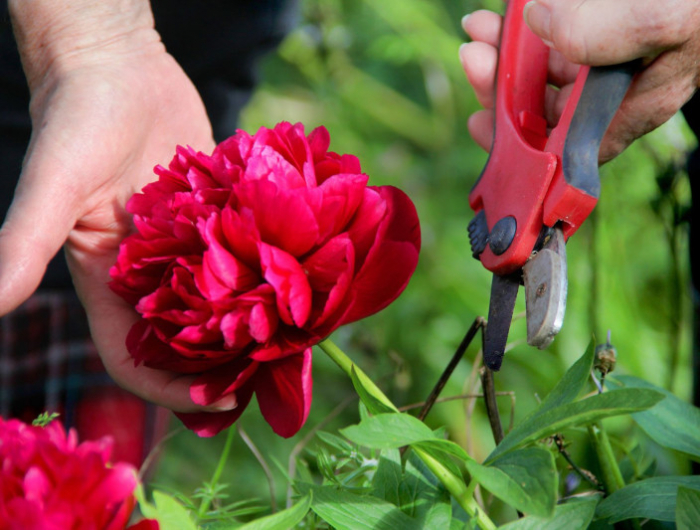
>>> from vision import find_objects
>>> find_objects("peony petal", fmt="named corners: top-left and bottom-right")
top-left (23, 466), bottom-right (51, 503)
top-left (127, 320), bottom-right (228, 372)
top-left (127, 520), bottom-right (160, 530)
top-left (201, 213), bottom-right (260, 293)
top-left (248, 301), bottom-right (278, 343)
top-left (189, 358), bottom-right (259, 406)
top-left (259, 242), bottom-right (312, 328)
top-left (335, 186), bottom-right (420, 326)
top-left (236, 180), bottom-right (319, 257)
top-left (255, 349), bottom-right (313, 438)
top-left (302, 233), bottom-right (355, 329)
top-left (345, 187), bottom-right (388, 267)
top-left (315, 173), bottom-right (368, 244)
top-left (220, 308), bottom-right (253, 350)
top-left (177, 364), bottom-right (257, 436)
top-left (220, 207), bottom-right (261, 269)
top-left (175, 403), bottom-right (252, 438)
top-left (83, 462), bottom-right (138, 510)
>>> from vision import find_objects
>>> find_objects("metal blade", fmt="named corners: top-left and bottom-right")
top-left (523, 226), bottom-right (568, 349)
top-left (484, 272), bottom-right (521, 371)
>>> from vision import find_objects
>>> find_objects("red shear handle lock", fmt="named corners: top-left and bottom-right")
top-left (468, 0), bottom-right (635, 275)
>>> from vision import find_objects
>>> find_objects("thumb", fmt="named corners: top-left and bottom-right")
top-left (0, 159), bottom-right (78, 315)
top-left (524, 0), bottom-right (698, 65)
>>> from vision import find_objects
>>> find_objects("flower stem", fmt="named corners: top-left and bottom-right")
top-left (198, 425), bottom-right (236, 518)
top-left (587, 422), bottom-right (624, 494)
top-left (317, 338), bottom-right (496, 530)
top-left (588, 422), bottom-right (641, 530)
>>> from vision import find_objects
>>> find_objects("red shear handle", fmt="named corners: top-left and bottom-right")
top-left (468, 0), bottom-right (635, 275)
top-left (543, 63), bottom-right (636, 236)
top-left (468, 0), bottom-right (557, 275)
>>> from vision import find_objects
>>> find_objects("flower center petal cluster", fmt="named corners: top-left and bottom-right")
top-left (110, 122), bottom-right (421, 438)
top-left (0, 417), bottom-right (146, 529)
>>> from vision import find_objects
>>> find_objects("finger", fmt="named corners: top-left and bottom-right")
top-left (468, 110), bottom-right (495, 152)
top-left (524, 0), bottom-right (700, 65)
top-left (460, 41), bottom-right (498, 109)
top-left (462, 10), bottom-right (503, 47)
top-left (0, 154), bottom-right (79, 315)
top-left (547, 48), bottom-right (581, 88)
top-left (600, 55), bottom-right (698, 162)
top-left (544, 82), bottom-right (575, 128)
top-left (74, 272), bottom-right (237, 414)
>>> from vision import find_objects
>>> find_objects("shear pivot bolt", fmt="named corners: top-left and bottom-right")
top-left (489, 216), bottom-right (517, 255)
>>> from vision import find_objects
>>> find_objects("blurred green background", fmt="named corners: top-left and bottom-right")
top-left (151, 0), bottom-right (696, 522)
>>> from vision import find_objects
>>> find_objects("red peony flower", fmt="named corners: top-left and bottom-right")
top-left (0, 417), bottom-right (156, 530)
top-left (110, 122), bottom-right (421, 438)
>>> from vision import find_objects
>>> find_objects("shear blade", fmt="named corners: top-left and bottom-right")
top-left (523, 226), bottom-right (568, 349)
top-left (484, 272), bottom-right (520, 371)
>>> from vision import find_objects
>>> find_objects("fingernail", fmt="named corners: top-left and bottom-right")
top-left (461, 14), bottom-right (470, 30)
top-left (524, 1), bottom-right (554, 47)
top-left (207, 394), bottom-right (237, 412)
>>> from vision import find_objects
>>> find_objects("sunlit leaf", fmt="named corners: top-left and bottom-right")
top-left (535, 340), bottom-right (596, 415)
top-left (237, 494), bottom-right (311, 530)
top-left (308, 485), bottom-right (423, 530)
top-left (350, 365), bottom-right (396, 415)
top-left (488, 388), bottom-right (664, 461)
top-left (340, 412), bottom-right (436, 449)
top-left (135, 488), bottom-right (198, 530)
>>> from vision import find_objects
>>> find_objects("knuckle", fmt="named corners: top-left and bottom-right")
top-left (631, 3), bottom-right (699, 51)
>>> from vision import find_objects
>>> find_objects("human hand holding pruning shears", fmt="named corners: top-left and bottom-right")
top-left (459, 0), bottom-right (700, 369)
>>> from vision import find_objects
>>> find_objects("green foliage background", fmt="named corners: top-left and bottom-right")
top-left (151, 0), bottom-right (696, 523)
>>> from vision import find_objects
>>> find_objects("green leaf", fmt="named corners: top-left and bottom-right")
top-left (307, 486), bottom-right (423, 530)
top-left (596, 476), bottom-right (700, 523)
top-left (414, 438), bottom-right (471, 462)
top-left (341, 413), bottom-right (473, 478)
top-left (402, 453), bottom-right (451, 527)
top-left (136, 488), bottom-right (197, 530)
top-left (372, 450), bottom-right (452, 527)
top-left (237, 495), bottom-right (311, 530)
top-left (341, 413), bottom-right (437, 449)
top-left (615, 375), bottom-right (700, 461)
top-left (466, 448), bottom-right (557, 517)
top-left (316, 431), bottom-right (357, 454)
top-left (536, 340), bottom-right (596, 416)
top-left (488, 388), bottom-right (664, 461)
top-left (676, 486), bottom-right (700, 530)
top-left (350, 365), bottom-right (396, 415)
top-left (372, 449), bottom-right (403, 506)
top-left (499, 497), bottom-right (599, 530)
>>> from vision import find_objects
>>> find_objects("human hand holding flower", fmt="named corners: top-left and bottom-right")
top-left (110, 122), bottom-right (421, 437)
top-left (0, 0), bottom-right (217, 412)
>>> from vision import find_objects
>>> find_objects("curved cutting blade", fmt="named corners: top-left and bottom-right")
top-left (483, 272), bottom-right (521, 371)
top-left (523, 226), bottom-right (568, 349)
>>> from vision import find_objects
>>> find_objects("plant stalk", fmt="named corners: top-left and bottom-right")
top-left (318, 338), bottom-right (497, 530)
top-left (588, 422), bottom-right (641, 530)
top-left (198, 425), bottom-right (236, 518)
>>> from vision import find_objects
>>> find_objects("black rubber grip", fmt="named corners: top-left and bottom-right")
top-left (562, 62), bottom-right (637, 198)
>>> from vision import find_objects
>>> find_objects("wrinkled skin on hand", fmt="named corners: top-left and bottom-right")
top-left (460, 0), bottom-right (700, 162)
top-left (0, 1), bottom-right (218, 413)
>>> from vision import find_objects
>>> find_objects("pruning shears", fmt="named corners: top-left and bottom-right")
top-left (468, 0), bottom-right (636, 370)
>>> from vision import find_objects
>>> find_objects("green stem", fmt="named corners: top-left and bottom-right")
top-left (588, 422), bottom-right (641, 530)
top-left (198, 425), bottom-right (236, 518)
top-left (587, 422), bottom-right (624, 494)
top-left (318, 338), bottom-right (496, 530)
